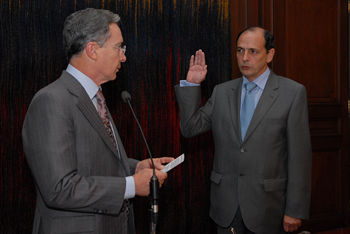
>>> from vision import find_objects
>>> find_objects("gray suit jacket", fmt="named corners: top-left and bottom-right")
top-left (175, 71), bottom-right (312, 234)
top-left (22, 71), bottom-right (139, 234)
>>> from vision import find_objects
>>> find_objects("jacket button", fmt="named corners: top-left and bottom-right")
top-left (240, 148), bottom-right (245, 153)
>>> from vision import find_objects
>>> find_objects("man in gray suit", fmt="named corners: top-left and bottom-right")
top-left (22, 8), bottom-right (173, 234)
top-left (175, 27), bottom-right (312, 233)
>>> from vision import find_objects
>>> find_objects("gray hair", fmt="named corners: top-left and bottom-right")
top-left (63, 8), bottom-right (121, 62)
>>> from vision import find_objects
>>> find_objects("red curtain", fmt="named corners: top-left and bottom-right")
top-left (0, 0), bottom-right (231, 233)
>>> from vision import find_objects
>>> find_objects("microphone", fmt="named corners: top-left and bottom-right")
top-left (121, 91), bottom-right (159, 233)
top-left (121, 91), bottom-right (156, 174)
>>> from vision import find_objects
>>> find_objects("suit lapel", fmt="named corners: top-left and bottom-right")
top-left (244, 72), bottom-right (279, 141)
top-left (59, 72), bottom-right (128, 171)
top-left (228, 79), bottom-right (243, 143)
top-left (109, 112), bottom-right (131, 175)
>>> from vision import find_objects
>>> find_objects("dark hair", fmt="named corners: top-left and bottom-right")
top-left (63, 8), bottom-right (121, 62)
top-left (236, 26), bottom-right (275, 52)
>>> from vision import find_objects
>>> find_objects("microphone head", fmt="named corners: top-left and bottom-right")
top-left (121, 91), bottom-right (132, 102)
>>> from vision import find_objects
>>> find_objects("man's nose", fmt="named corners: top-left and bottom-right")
top-left (242, 51), bottom-right (249, 61)
top-left (120, 55), bottom-right (127, 62)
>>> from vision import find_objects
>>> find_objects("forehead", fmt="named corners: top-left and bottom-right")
top-left (108, 23), bottom-right (123, 44)
top-left (237, 29), bottom-right (265, 49)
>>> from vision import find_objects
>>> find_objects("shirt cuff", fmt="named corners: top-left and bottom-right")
top-left (124, 176), bottom-right (136, 199)
top-left (180, 80), bottom-right (200, 87)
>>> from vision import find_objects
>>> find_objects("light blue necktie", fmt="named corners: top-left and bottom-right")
top-left (241, 82), bottom-right (257, 140)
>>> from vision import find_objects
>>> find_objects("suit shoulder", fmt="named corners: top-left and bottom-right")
top-left (272, 75), bottom-right (307, 96)
top-left (215, 78), bottom-right (241, 91)
top-left (30, 74), bottom-right (73, 108)
top-left (277, 75), bottom-right (305, 88)
top-left (35, 79), bottom-right (67, 99)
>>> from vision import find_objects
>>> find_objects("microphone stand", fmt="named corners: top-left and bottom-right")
top-left (149, 175), bottom-right (159, 234)
top-left (122, 92), bottom-right (159, 234)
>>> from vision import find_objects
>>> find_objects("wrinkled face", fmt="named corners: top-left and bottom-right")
top-left (236, 29), bottom-right (274, 81)
top-left (97, 23), bottom-right (126, 84)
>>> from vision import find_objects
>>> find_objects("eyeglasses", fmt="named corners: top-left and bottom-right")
top-left (115, 45), bottom-right (126, 57)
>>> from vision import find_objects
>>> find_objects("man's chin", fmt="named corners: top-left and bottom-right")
top-left (240, 71), bottom-right (251, 77)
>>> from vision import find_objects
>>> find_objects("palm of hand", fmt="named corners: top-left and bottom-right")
top-left (187, 65), bottom-right (207, 84)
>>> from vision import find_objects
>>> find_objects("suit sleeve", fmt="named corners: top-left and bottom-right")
top-left (128, 158), bottom-right (139, 175)
top-left (22, 90), bottom-right (126, 214)
top-left (285, 85), bottom-right (312, 219)
top-left (174, 84), bottom-right (215, 137)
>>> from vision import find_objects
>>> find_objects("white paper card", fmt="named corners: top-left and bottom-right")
top-left (161, 154), bottom-right (184, 173)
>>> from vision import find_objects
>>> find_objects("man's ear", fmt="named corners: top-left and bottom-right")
top-left (85, 42), bottom-right (98, 61)
top-left (267, 48), bottom-right (275, 63)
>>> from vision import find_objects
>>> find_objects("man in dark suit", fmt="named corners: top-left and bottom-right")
top-left (175, 27), bottom-right (312, 233)
top-left (22, 8), bottom-right (173, 234)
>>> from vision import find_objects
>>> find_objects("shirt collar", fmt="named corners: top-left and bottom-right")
top-left (66, 64), bottom-right (100, 99)
top-left (242, 67), bottom-right (270, 90)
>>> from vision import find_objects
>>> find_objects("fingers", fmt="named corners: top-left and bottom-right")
top-left (195, 50), bottom-right (202, 65)
top-left (133, 169), bottom-right (153, 196)
top-left (190, 50), bottom-right (206, 67)
top-left (156, 157), bottom-right (174, 164)
top-left (137, 157), bottom-right (174, 171)
top-left (151, 157), bottom-right (173, 171)
top-left (189, 55), bottom-right (194, 67)
top-left (135, 159), bottom-right (151, 173)
top-left (155, 170), bottom-right (168, 179)
top-left (155, 170), bottom-right (168, 187)
top-left (284, 223), bottom-right (300, 232)
top-left (201, 50), bottom-right (206, 66)
top-left (283, 216), bottom-right (302, 232)
top-left (134, 168), bottom-right (168, 196)
top-left (194, 50), bottom-right (205, 66)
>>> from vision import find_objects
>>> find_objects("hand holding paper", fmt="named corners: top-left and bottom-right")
top-left (161, 154), bottom-right (185, 173)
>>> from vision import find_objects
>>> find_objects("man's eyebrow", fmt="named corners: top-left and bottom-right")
top-left (237, 46), bottom-right (260, 51)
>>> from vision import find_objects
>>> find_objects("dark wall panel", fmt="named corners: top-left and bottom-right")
top-left (230, 0), bottom-right (349, 232)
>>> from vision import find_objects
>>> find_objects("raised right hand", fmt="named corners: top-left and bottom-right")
top-left (186, 49), bottom-right (207, 84)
